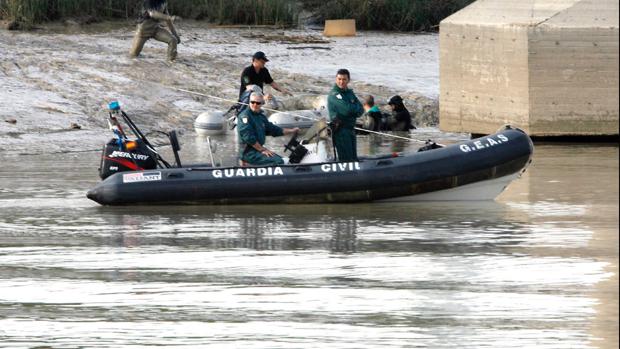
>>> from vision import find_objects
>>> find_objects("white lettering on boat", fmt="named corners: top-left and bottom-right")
top-left (460, 134), bottom-right (510, 153)
top-left (321, 162), bottom-right (361, 173)
top-left (123, 171), bottom-right (162, 183)
top-left (212, 167), bottom-right (284, 179)
top-left (109, 151), bottom-right (150, 161)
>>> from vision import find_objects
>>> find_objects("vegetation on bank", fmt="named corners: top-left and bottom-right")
top-left (1, 0), bottom-right (474, 31)
top-left (0, 0), bottom-right (299, 28)
top-left (302, 0), bottom-right (475, 31)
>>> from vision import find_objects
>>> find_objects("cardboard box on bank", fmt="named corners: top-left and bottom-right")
top-left (324, 19), bottom-right (357, 37)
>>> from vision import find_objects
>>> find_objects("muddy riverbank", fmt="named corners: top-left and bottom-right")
top-left (0, 21), bottom-right (440, 156)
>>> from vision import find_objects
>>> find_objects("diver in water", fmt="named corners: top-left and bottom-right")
top-left (387, 95), bottom-right (415, 131)
top-left (129, 0), bottom-right (181, 62)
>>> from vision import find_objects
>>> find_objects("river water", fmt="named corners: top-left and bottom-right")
top-left (0, 134), bottom-right (617, 348)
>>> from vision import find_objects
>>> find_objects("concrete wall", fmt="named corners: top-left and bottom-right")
top-left (528, 0), bottom-right (619, 136)
top-left (439, 0), bottom-right (619, 136)
top-left (440, 0), bottom-right (582, 26)
top-left (440, 24), bottom-right (531, 134)
top-left (529, 27), bottom-right (619, 135)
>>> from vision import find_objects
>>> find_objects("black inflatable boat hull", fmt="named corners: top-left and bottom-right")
top-left (87, 128), bottom-right (533, 205)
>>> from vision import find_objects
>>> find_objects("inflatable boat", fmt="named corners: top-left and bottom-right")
top-left (88, 103), bottom-right (533, 206)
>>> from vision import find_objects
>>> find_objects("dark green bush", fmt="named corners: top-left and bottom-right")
top-left (0, 0), bottom-right (299, 27)
top-left (0, 0), bottom-right (473, 31)
top-left (301, 0), bottom-right (475, 31)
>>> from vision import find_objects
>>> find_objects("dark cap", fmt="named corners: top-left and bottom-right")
top-left (252, 51), bottom-right (269, 62)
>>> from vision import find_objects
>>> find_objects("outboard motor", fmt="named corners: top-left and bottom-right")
top-left (98, 101), bottom-right (176, 180)
top-left (99, 138), bottom-right (157, 180)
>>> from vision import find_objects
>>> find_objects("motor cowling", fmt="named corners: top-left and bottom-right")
top-left (98, 139), bottom-right (157, 180)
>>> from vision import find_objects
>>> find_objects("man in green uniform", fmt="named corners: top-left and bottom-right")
top-left (129, 0), bottom-right (181, 62)
top-left (327, 69), bottom-right (364, 162)
top-left (237, 92), bottom-right (300, 166)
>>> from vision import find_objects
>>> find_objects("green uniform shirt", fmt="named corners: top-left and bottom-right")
top-left (368, 105), bottom-right (381, 114)
top-left (237, 108), bottom-right (284, 151)
top-left (327, 84), bottom-right (364, 129)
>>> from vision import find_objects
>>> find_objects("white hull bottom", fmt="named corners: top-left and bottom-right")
top-left (380, 173), bottom-right (521, 202)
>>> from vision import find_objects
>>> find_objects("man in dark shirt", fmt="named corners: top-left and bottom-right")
top-left (387, 95), bottom-right (415, 131)
top-left (239, 51), bottom-right (292, 99)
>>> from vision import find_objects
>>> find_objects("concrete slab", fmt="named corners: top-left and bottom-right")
top-left (439, 0), bottom-right (619, 136)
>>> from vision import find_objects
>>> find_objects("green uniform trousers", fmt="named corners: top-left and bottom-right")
top-left (129, 21), bottom-right (178, 61)
top-left (333, 128), bottom-right (357, 162)
top-left (243, 149), bottom-right (285, 166)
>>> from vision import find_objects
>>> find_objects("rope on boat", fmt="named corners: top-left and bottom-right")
top-left (174, 88), bottom-right (432, 144)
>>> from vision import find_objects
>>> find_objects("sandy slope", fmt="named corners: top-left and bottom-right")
top-left (0, 21), bottom-right (439, 155)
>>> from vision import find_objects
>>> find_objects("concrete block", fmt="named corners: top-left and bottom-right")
top-left (439, 0), bottom-right (619, 137)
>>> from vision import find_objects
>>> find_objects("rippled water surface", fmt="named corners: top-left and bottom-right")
top-left (0, 137), bottom-right (617, 348)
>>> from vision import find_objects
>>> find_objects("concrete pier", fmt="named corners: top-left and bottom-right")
top-left (439, 0), bottom-right (619, 136)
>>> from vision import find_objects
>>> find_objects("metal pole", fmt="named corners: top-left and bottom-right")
top-left (206, 136), bottom-right (216, 167)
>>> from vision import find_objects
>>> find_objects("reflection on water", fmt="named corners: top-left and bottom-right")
top-left (0, 136), bottom-right (617, 348)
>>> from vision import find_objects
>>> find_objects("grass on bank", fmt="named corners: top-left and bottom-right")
top-left (1, 0), bottom-right (474, 31)
top-left (0, 0), bottom-right (299, 28)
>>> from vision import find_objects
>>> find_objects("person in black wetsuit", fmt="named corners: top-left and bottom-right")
top-left (387, 95), bottom-right (415, 131)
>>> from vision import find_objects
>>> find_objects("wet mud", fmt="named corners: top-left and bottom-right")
top-left (0, 21), bottom-right (439, 156)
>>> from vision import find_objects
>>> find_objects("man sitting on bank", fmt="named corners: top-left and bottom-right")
top-left (237, 92), bottom-right (300, 166)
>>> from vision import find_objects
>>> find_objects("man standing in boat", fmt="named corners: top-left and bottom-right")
top-left (239, 52), bottom-right (292, 100)
top-left (327, 69), bottom-right (364, 162)
top-left (237, 92), bottom-right (300, 166)
top-left (129, 0), bottom-right (181, 62)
